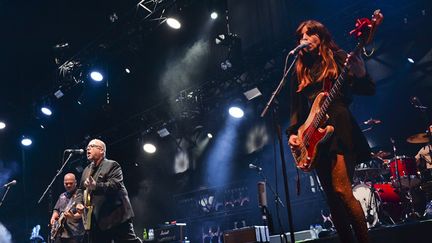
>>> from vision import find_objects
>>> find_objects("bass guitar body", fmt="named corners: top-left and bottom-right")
top-left (291, 92), bottom-right (334, 171)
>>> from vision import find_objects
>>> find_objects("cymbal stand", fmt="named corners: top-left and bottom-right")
top-left (390, 138), bottom-right (402, 188)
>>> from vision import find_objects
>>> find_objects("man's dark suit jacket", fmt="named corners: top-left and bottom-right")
top-left (80, 158), bottom-right (135, 230)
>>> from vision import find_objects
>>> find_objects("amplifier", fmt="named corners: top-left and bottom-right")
top-left (154, 223), bottom-right (186, 242)
top-left (223, 226), bottom-right (269, 243)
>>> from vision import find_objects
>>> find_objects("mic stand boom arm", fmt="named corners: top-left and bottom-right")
top-left (38, 153), bottom-right (74, 204)
top-left (0, 186), bottom-right (12, 207)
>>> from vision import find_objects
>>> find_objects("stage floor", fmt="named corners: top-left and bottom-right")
top-left (270, 219), bottom-right (432, 243)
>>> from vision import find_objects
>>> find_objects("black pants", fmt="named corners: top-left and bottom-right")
top-left (87, 219), bottom-right (142, 243)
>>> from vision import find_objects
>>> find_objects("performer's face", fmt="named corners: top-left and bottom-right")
top-left (64, 174), bottom-right (77, 192)
top-left (86, 140), bottom-right (104, 162)
top-left (299, 26), bottom-right (321, 53)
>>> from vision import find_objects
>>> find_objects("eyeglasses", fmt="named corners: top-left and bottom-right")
top-left (86, 144), bottom-right (102, 150)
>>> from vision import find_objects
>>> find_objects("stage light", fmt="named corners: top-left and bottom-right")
top-left (90, 71), bottom-right (103, 82)
top-left (207, 133), bottom-right (213, 138)
top-left (21, 137), bottom-right (32, 146)
top-left (166, 17), bottom-right (181, 29)
top-left (41, 107), bottom-right (52, 116)
top-left (215, 34), bottom-right (225, 45)
top-left (210, 12), bottom-right (218, 20)
top-left (54, 90), bottom-right (64, 99)
top-left (407, 57), bottom-right (415, 63)
top-left (229, 106), bottom-right (244, 118)
top-left (243, 87), bottom-right (262, 100)
top-left (157, 128), bottom-right (170, 138)
top-left (143, 143), bottom-right (156, 153)
top-left (0, 121), bottom-right (5, 129)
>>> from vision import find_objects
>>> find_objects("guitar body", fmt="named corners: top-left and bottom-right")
top-left (82, 188), bottom-right (93, 231)
top-left (292, 92), bottom-right (334, 172)
top-left (51, 201), bottom-right (76, 240)
top-left (50, 219), bottom-right (64, 240)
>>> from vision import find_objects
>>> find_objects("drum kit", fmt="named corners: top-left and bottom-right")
top-left (353, 125), bottom-right (432, 228)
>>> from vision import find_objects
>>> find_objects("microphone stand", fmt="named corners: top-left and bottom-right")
top-left (38, 153), bottom-right (74, 204)
top-left (260, 52), bottom-right (299, 243)
top-left (0, 185), bottom-right (12, 207)
top-left (256, 169), bottom-right (285, 208)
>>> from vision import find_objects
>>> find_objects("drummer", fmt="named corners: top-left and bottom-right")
top-left (415, 125), bottom-right (432, 181)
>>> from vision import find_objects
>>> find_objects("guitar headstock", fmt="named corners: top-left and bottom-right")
top-left (349, 9), bottom-right (384, 46)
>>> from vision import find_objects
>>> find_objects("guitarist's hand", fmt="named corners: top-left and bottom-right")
top-left (346, 52), bottom-right (366, 78)
top-left (50, 217), bottom-right (58, 226)
top-left (64, 211), bottom-right (74, 220)
top-left (84, 176), bottom-right (96, 190)
top-left (289, 134), bottom-right (301, 149)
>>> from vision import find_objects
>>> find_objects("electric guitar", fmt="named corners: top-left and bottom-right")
top-left (291, 10), bottom-right (384, 172)
top-left (50, 201), bottom-right (76, 240)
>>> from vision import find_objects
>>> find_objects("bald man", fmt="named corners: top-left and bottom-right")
top-left (80, 139), bottom-right (141, 242)
top-left (50, 173), bottom-right (84, 243)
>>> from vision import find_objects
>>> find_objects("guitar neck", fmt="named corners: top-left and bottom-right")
top-left (314, 44), bottom-right (363, 127)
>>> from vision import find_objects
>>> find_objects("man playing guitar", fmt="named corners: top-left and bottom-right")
top-left (50, 173), bottom-right (84, 243)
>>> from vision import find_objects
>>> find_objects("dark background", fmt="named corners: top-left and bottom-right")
top-left (0, 0), bottom-right (431, 242)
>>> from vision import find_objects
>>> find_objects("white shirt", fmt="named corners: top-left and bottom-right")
top-left (416, 145), bottom-right (432, 169)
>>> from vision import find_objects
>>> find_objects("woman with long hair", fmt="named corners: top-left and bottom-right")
top-left (287, 20), bottom-right (375, 243)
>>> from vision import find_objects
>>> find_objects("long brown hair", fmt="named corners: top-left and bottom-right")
top-left (295, 20), bottom-right (340, 92)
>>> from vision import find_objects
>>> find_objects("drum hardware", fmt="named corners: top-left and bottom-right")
top-left (352, 182), bottom-right (380, 228)
top-left (403, 188), bottom-right (422, 220)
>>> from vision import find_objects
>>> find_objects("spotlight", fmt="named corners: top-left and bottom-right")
top-left (0, 121), bottom-right (5, 129)
top-left (125, 68), bottom-right (131, 73)
top-left (90, 71), bottom-right (104, 82)
top-left (210, 12), bottom-right (218, 20)
top-left (407, 57), bottom-right (415, 64)
top-left (143, 143), bottom-right (156, 154)
top-left (166, 17), bottom-right (181, 29)
top-left (21, 137), bottom-right (33, 146)
top-left (207, 133), bottom-right (213, 138)
top-left (41, 107), bottom-right (53, 116)
top-left (229, 106), bottom-right (244, 118)
top-left (215, 34), bottom-right (225, 45)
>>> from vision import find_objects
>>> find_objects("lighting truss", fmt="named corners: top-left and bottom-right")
top-left (137, 0), bottom-right (176, 22)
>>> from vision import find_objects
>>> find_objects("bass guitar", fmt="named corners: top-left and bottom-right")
top-left (291, 10), bottom-right (384, 172)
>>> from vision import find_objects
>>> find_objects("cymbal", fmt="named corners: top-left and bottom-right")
top-left (407, 133), bottom-right (430, 144)
top-left (371, 150), bottom-right (392, 159)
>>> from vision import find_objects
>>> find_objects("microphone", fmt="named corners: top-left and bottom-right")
top-left (249, 163), bottom-right (262, 171)
top-left (64, 149), bottom-right (85, 154)
top-left (289, 42), bottom-right (310, 55)
top-left (3, 180), bottom-right (17, 188)
top-left (363, 118), bottom-right (381, 125)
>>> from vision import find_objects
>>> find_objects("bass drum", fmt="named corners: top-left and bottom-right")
top-left (373, 183), bottom-right (403, 223)
top-left (352, 183), bottom-right (380, 228)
